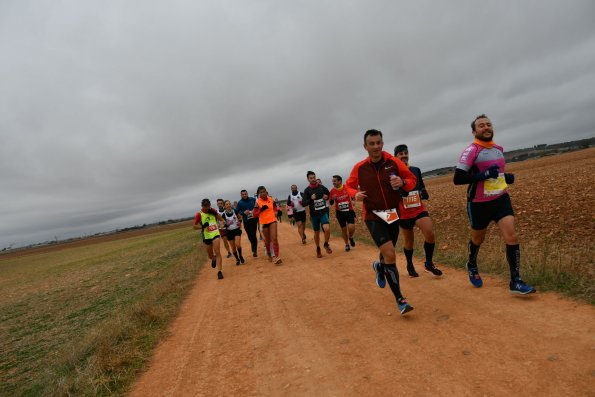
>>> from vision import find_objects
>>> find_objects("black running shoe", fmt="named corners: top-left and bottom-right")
top-left (349, 238), bottom-right (355, 247)
top-left (240, 256), bottom-right (245, 264)
top-left (424, 262), bottom-right (443, 276)
top-left (211, 257), bottom-right (217, 268)
top-left (236, 259), bottom-right (240, 266)
top-left (217, 271), bottom-right (224, 280)
top-left (252, 251), bottom-right (257, 257)
top-left (406, 265), bottom-right (419, 278)
top-left (345, 244), bottom-right (350, 252)
top-left (226, 252), bottom-right (232, 258)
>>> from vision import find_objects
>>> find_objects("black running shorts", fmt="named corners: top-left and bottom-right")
top-left (365, 220), bottom-right (400, 247)
top-left (226, 228), bottom-right (242, 240)
top-left (336, 210), bottom-right (355, 228)
top-left (203, 235), bottom-right (220, 246)
top-left (399, 211), bottom-right (429, 230)
top-left (467, 193), bottom-right (514, 230)
top-left (293, 210), bottom-right (306, 223)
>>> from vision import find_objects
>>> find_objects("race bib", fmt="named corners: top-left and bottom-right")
top-left (372, 209), bottom-right (399, 224)
top-left (483, 174), bottom-right (507, 196)
top-left (338, 201), bottom-right (350, 211)
top-left (402, 190), bottom-right (421, 209)
top-left (207, 224), bottom-right (218, 232)
top-left (314, 198), bottom-right (326, 211)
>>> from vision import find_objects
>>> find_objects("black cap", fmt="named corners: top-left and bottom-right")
top-left (394, 144), bottom-right (408, 155)
top-left (201, 198), bottom-right (211, 207)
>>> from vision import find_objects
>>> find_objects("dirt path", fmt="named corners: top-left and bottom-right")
top-left (130, 222), bottom-right (594, 396)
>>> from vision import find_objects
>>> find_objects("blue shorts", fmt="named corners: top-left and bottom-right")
top-left (310, 212), bottom-right (330, 231)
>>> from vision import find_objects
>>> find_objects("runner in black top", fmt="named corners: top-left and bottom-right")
top-left (302, 171), bottom-right (332, 258)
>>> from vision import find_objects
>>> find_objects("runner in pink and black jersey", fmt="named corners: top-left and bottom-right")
top-left (454, 114), bottom-right (535, 295)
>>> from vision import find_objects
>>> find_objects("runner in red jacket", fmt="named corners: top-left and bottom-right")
top-left (344, 129), bottom-right (417, 316)
top-left (329, 175), bottom-right (356, 252)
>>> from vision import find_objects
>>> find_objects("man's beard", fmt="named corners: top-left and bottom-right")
top-left (476, 133), bottom-right (493, 142)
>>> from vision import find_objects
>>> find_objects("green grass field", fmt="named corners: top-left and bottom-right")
top-left (0, 225), bottom-right (205, 396)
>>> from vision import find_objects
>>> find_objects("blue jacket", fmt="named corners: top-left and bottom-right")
top-left (236, 197), bottom-right (257, 222)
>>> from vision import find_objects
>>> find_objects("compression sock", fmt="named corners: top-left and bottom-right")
top-left (237, 248), bottom-right (244, 261)
top-left (506, 244), bottom-right (521, 281)
top-left (233, 250), bottom-right (239, 260)
top-left (424, 242), bottom-right (435, 264)
top-left (403, 248), bottom-right (414, 266)
top-left (383, 264), bottom-right (404, 301)
top-left (468, 240), bottom-right (480, 268)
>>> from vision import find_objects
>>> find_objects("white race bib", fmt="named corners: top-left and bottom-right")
top-left (402, 190), bottom-right (421, 209)
top-left (314, 198), bottom-right (326, 211)
top-left (338, 201), bottom-right (350, 211)
top-left (372, 209), bottom-right (399, 224)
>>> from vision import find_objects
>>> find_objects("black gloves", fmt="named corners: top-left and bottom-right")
top-left (475, 164), bottom-right (500, 181)
top-left (421, 189), bottom-right (429, 200)
top-left (505, 173), bottom-right (515, 184)
top-left (260, 205), bottom-right (269, 211)
top-left (202, 222), bottom-right (209, 229)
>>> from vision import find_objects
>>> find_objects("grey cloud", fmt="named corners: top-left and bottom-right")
top-left (1, 0), bottom-right (594, 247)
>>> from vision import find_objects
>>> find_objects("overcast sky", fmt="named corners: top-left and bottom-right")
top-left (1, 1), bottom-right (594, 248)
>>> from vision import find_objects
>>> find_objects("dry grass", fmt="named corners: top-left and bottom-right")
top-left (0, 224), bottom-right (206, 396)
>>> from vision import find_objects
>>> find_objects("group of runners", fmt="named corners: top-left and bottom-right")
top-left (194, 114), bottom-right (536, 315)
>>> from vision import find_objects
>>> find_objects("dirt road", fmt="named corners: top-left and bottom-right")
top-left (130, 222), bottom-right (594, 396)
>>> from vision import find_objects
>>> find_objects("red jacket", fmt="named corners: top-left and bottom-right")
top-left (345, 151), bottom-right (417, 221)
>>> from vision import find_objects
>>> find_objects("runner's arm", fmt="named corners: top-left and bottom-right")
top-left (193, 213), bottom-right (202, 230)
top-left (393, 157), bottom-right (417, 192)
top-left (301, 188), bottom-right (312, 206)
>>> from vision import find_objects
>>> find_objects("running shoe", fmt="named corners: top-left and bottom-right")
top-left (406, 264), bottom-right (419, 278)
top-left (345, 244), bottom-right (350, 252)
top-left (240, 257), bottom-right (245, 264)
top-left (211, 257), bottom-right (217, 268)
top-left (273, 257), bottom-right (283, 265)
top-left (424, 262), bottom-right (443, 276)
top-left (226, 252), bottom-right (232, 259)
top-left (372, 261), bottom-right (386, 288)
top-left (302, 237), bottom-right (307, 244)
top-left (217, 271), bottom-right (224, 280)
top-left (316, 246), bottom-right (323, 258)
top-left (509, 279), bottom-right (536, 295)
top-left (236, 259), bottom-right (240, 266)
top-left (466, 262), bottom-right (483, 288)
top-left (252, 251), bottom-right (257, 257)
top-left (397, 298), bottom-right (414, 315)
top-left (349, 238), bottom-right (356, 247)
top-left (324, 242), bottom-right (332, 254)
top-left (267, 254), bottom-right (273, 262)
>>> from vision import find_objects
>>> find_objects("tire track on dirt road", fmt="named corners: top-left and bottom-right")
top-left (130, 222), bottom-right (594, 396)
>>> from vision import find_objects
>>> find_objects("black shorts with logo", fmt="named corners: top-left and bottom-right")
top-left (468, 193), bottom-right (514, 230)
top-left (336, 210), bottom-right (355, 228)
top-left (365, 220), bottom-right (400, 247)
top-left (399, 211), bottom-right (429, 230)
top-left (293, 210), bottom-right (306, 223)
